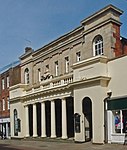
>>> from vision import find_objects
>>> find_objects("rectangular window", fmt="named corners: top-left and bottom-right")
top-left (55, 61), bottom-right (59, 76)
top-left (2, 99), bottom-right (5, 111)
top-left (7, 97), bottom-right (10, 110)
top-left (24, 69), bottom-right (29, 84)
top-left (46, 65), bottom-right (49, 73)
top-left (38, 68), bottom-right (41, 82)
top-left (7, 76), bottom-right (10, 88)
top-left (0, 101), bottom-right (2, 111)
top-left (76, 52), bottom-right (81, 62)
top-left (65, 56), bottom-right (69, 73)
top-left (2, 79), bottom-right (5, 90)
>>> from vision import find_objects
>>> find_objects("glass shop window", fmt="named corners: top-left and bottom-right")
top-left (113, 110), bottom-right (121, 133)
top-left (113, 110), bottom-right (127, 134)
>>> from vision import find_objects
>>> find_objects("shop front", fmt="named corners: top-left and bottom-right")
top-left (107, 97), bottom-right (127, 144)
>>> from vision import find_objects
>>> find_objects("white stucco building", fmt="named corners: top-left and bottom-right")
top-left (9, 5), bottom-right (127, 144)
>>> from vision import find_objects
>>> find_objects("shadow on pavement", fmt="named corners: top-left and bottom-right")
top-left (0, 144), bottom-right (20, 150)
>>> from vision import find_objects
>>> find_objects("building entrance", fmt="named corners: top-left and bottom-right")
top-left (82, 97), bottom-right (92, 141)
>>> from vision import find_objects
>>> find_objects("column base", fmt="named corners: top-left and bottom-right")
top-left (51, 135), bottom-right (56, 138)
top-left (41, 135), bottom-right (46, 138)
top-left (33, 135), bottom-right (38, 138)
top-left (25, 135), bottom-right (30, 138)
top-left (62, 136), bottom-right (68, 139)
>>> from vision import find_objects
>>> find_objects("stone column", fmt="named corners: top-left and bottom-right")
top-left (41, 102), bottom-right (46, 137)
top-left (62, 98), bottom-right (67, 139)
top-left (51, 100), bottom-right (56, 138)
top-left (25, 105), bottom-right (29, 137)
top-left (33, 103), bottom-right (37, 137)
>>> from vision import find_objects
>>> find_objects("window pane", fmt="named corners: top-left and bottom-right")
top-left (94, 36), bottom-right (103, 56)
top-left (2, 99), bottom-right (5, 111)
top-left (114, 110), bottom-right (121, 133)
top-left (7, 76), bottom-right (10, 88)
top-left (123, 110), bottom-right (127, 133)
top-left (65, 57), bottom-right (69, 73)
top-left (2, 79), bottom-right (5, 90)
top-left (55, 61), bottom-right (58, 76)
top-left (76, 52), bottom-right (81, 62)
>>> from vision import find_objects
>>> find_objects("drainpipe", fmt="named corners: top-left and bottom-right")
top-left (104, 90), bottom-right (112, 143)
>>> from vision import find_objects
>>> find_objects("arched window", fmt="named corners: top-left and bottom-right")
top-left (14, 109), bottom-right (18, 136)
top-left (24, 68), bottom-right (29, 84)
top-left (93, 35), bottom-right (103, 56)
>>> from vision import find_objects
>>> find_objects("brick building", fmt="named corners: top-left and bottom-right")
top-left (0, 64), bottom-right (20, 138)
top-left (9, 5), bottom-right (127, 144)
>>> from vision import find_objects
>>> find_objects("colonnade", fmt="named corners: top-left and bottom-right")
top-left (24, 97), bottom-right (73, 139)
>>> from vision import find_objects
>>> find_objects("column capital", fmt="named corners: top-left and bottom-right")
top-left (62, 97), bottom-right (66, 101)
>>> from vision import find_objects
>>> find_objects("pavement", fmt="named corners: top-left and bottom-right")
top-left (0, 138), bottom-right (126, 150)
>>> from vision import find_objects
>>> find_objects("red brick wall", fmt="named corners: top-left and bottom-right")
top-left (0, 65), bottom-right (21, 119)
top-left (113, 23), bottom-right (127, 57)
top-left (113, 23), bottom-right (122, 57)
top-left (0, 72), bottom-right (10, 118)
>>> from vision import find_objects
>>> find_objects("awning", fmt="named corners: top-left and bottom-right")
top-left (107, 97), bottom-right (127, 110)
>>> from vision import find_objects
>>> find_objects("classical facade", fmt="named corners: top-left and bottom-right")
top-left (0, 64), bottom-right (20, 138)
top-left (9, 5), bottom-right (127, 144)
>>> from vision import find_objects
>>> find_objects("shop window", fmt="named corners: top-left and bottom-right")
top-left (113, 110), bottom-right (127, 134)
top-left (113, 110), bottom-right (121, 133)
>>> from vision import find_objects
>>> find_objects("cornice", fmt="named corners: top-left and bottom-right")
top-left (72, 55), bottom-right (108, 69)
top-left (70, 76), bottom-right (111, 87)
top-left (33, 26), bottom-right (83, 57)
top-left (21, 83), bottom-right (73, 101)
top-left (81, 4), bottom-right (123, 25)
top-left (32, 33), bottom-right (83, 62)
top-left (82, 18), bottom-right (122, 36)
top-left (9, 83), bottom-right (26, 91)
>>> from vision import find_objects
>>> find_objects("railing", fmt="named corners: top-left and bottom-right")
top-left (64, 76), bottom-right (73, 84)
top-left (10, 73), bottom-right (73, 98)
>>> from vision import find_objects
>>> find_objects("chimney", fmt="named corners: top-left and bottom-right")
top-left (25, 47), bottom-right (33, 53)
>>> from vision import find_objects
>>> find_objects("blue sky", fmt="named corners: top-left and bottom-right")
top-left (0, 0), bottom-right (127, 69)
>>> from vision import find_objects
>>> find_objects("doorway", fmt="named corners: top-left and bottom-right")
top-left (82, 97), bottom-right (92, 141)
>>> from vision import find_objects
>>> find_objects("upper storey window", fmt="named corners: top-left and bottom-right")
top-left (45, 65), bottom-right (49, 74)
top-left (65, 56), bottom-right (69, 73)
top-left (2, 78), bottom-right (5, 90)
top-left (93, 35), bottom-right (103, 56)
top-left (55, 61), bottom-right (59, 76)
top-left (38, 68), bottom-right (41, 82)
top-left (7, 76), bottom-right (10, 88)
top-left (76, 51), bottom-right (81, 62)
top-left (24, 68), bottom-right (29, 84)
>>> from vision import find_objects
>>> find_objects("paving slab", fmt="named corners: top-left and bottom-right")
top-left (0, 139), bottom-right (126, 150)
